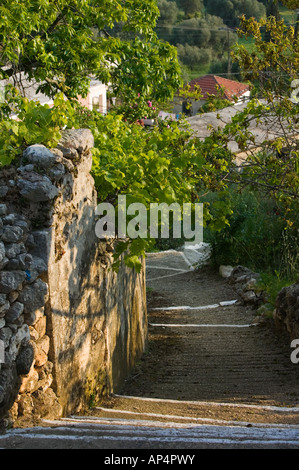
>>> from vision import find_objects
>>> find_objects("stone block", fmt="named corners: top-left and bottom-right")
top-left (5, 302), bottom-right (24, 324)
top-left (0, 271), bottom-right (26, 294)
top-left (0, 205), bottom-right (7, 216)
top-left (18, 279), bottom-right (49, 314)
top-left (219, 265), bottom-right (234, 278)
top-left (17, 394), bottom-right (34, 417)
top-left (29, 230), bottom-right (52, 265)
top-left (32, 388), bottom-right (62, 420)
top-left (8, 325), bottom-right (30, 363)
top-left (5, 243), bottom-right (24, 260)
top-left (17, 173), bottom-right (59, 202)
top-left (2, 226), bottom-right (24, 244)
top-left (16, 342), bottom-right (34, 375)
top-left (24, 307), bottom-right (45, 327)
top-left (58, 129), bottom-right (94, 155)
top-left (19, 366), bottom-right (39, 394)
top-left (34, 315), bottom-right (46, 337)
top-left (0, 241), bottom-right (5, 264)
top-left (0, 301), bottom-right (10, 316)
top-left (23, 145), bottom-right (59, 169)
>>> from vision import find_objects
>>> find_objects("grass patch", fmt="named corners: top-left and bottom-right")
top-left (257, 272), bottom-right (296, 310)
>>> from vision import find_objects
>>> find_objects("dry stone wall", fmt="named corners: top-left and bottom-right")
top-left (221, 265), bottom-right (299, 339)
top-left (0, 129), bottom-right (147, 426)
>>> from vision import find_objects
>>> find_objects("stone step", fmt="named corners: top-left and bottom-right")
top-left (1, 414), bottom-right (298, 449)
top-left (148, 301), bottom-right (255, 327)
top-left (95, 394), bottom-right (299, 426)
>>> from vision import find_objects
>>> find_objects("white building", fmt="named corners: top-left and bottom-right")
top-left (1, 75), bottom-right (108, 115)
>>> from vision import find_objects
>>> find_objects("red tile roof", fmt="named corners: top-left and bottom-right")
top-left (188, 75), bottom-right (250, 101)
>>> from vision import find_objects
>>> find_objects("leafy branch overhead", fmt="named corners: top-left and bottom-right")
top-left (0, 0), bottom-right (181, 103)
top-left (0, 0), bottom-right (298, 274)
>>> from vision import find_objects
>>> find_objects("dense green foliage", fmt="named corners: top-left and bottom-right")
top-left (0, 0), bottom-right (298, 280)
top-left (229, 15), bottom-right (299, 206)
top-left (204, 188), bottom-right (298, 278)
top-left (0, 87), bottom-right (73, 166)
top-left (74, 107), bottom-right (234, 270)
top-left (0, 0), bottom-right (181, 106)
top-left (204, 0), bottom-right (266, 27)
top-left (200, 13), bottom-right (299, 291)
top-left (204, 187), bottom-right (298, 306)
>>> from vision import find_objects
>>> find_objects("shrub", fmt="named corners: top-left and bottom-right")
top-left (203, 187), bottom-right (298, 281)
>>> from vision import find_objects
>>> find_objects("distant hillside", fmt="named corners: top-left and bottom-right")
top-left (155, 0), bottom-right (297, 81)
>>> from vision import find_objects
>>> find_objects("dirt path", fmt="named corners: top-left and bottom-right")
top-left (118, 250), bottom-right (299, 408)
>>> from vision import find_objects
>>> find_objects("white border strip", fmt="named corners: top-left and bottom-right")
top-left (146, 265), bottom-right (189, 272)
top-left (149, 302), bottom-right (237, 311)
top-left (146, 250), bottom-right (194, 270)
top-left (146, 250), bottom-right (180, 255)
top-left (147, 271), bottom-right (191, 282)
top-left (179, 251), bottom-right (195, 270)
top-left (220, 300), bottom-right (238, 306)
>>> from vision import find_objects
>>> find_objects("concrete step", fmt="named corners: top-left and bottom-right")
top-left (96, 394), bottom-right (299, 427)
top-left (1, 392), bottom-right (299, 449)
